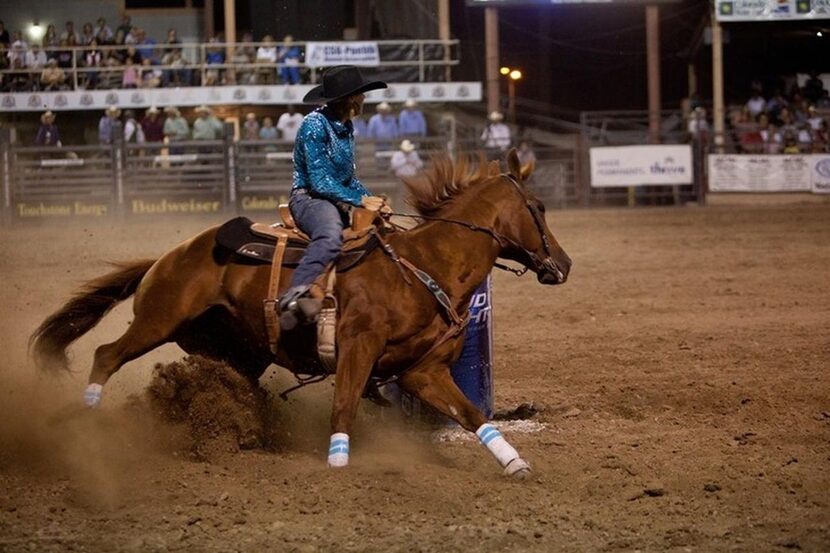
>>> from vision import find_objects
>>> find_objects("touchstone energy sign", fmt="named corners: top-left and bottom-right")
top-left (590, 145), bottom-right (693, 187)
top-left (715, 0), bottom-right (830, 21)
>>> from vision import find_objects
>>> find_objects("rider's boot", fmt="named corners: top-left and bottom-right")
top-left (278, 285), bottom-right (322, 331)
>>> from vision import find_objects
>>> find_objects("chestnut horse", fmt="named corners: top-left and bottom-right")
top-left (31, 149), bottom-right (571, 477)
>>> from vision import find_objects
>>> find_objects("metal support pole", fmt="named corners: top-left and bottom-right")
top-left (1, 128), bottom-right (12, 226)
top-left (112, 122), bottom-right (125, 216)
top-left (484, 7), bottom-right (500, 115)
top-left (223, 123), bottom-right (237, 212)
top-left (712, 8), bottom-right (724, 155)
top-left (224, 0), bottom-right (236, 76)
top-left (438, 0), bottom-right (451, 82)
top-left (644, 4), bottom-right (663, 207)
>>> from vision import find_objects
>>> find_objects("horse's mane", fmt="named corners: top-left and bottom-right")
top-left (403, 155), bottom-right (499, 215)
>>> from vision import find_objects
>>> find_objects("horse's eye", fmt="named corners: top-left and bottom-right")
top-left (536, 202), bottom-right (546, 214)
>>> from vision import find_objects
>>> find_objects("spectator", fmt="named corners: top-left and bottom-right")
top-left (60, 21), bottom-right (79, 44)
top-left (259, 116), bottom-right (278, 140)
top-left (353, 116), bottom-right (368, 140)
top-left (124, 46), bottom-right (141, 65)
top-left (163, 28), bottom-right (181, 55)
top-left (745, 88), bottom-right (766, 118)
top-left (141, 106), bottom-right (164, 142)
top-left (5, 58), bottom-right (32, 92)
top-left (817, 90), bottom-right (830, 109)
top-left (0, 43), bottom-right (10, 74)
top-left (398, 98), bottom-right (427, 137)
top-left (162, 49), bottom-right (191, 86)
top-left (782, 131), bottom-right (800, 154)
top-left (25, 43), bottom-right (48, 70)
top-left (255, 35), bottom-right (277, 84)
top-left (204, 36), bottom-right (225, 85)
top-left (367, 101), bottom-right (399, 150)
top-left (389, 139), bottom-right (423, 179)
top-left (803, 71), bottom-right (826, 105)
top-left (113, 27), bottom-right (128, 47)
top-left (116, 15), bottom-right (133, 40)
top-left (8, 31), bottom-right (28, 66)
top-left (0, 20), bottom-right (9, 47)
top-left (163, 106), bottom-right (190, 142)
top-left (98, 106), bottom-right (121, 145)
top-left (758, 113), bottom-right (781, 154)
top-left (192, 105), bottom-right (224, 140)
top-left (811, 120), bottom-right (829, 153)
top-left (140, 58), bottom-right (162, 88)
top-left (122, 58), bottom-right (139, 88)
top-left (517, 139), bottom-right (537, 167)
top-left (43, 24), bottom-right (59, 50)
top-left (242, 112), bottom-right (260, 140)
top-left (80, 22), bottom-right (95, 45)
top-left (123, 110), bottom-right (145, 144)
top-left (806, 105), bottom-right (824, 131)
top-left (35, 111), bottom-right (61, 146)
top-left (54, 38), bottom-right (75, 69)
top-left (276, 105), bottom-right (303, 142)
top-left (133, 28), bottom-right (156, 61)
top-left (83, 39), bottom-right (103, 89)
top-left (481, 111), bottom-right (511, 151)
top-left (40, 59), bottom-right (66, 90)
top-left (95, 17), bottom-right (114, 43)
top-left (777, 107), bottom-right (798, 136)
top-left (277, 34), bottom-right (301, 84)
top-left (766, 89), bottom-right (788, 120)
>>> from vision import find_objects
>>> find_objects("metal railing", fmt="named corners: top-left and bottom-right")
top-left (0, 39), bottom-right (461, 93)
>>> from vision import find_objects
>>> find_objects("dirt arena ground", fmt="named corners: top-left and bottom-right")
top-left (0, 203), bottom-right (828, 552)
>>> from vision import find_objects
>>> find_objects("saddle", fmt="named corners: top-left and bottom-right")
top-left (215, 205), bottom-right (386, 371)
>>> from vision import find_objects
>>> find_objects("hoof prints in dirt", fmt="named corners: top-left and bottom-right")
top-left (146, 355), bottom-right (277, 459)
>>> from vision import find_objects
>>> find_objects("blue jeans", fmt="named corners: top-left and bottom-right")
top-left (289, 189), bottom-right (350, 288)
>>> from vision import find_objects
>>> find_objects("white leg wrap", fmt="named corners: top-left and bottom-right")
top-left (84, 383), bottom-right (103, 408)
top-left (327, 433), bottom-right (349, 468)
top-left (476, 423), bottom-right (527, 472)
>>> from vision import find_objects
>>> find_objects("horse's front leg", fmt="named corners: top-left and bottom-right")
top-left (399, 363), bottom-right (532, 478)
top-left (327, 321), bottom-right (386, 468)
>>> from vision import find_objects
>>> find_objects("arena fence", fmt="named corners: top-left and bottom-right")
top-left (0, 125), bottom-right (582, 225)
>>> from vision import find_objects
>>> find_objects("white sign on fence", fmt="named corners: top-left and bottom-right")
top-left (305, 42), bottom-right (380, 68)
top-left (590, 145), bottom-right (693, 187)
top-left (811, 155), bottom-right (830, 194)
top-left (707, 154), bottom-right (818, 192)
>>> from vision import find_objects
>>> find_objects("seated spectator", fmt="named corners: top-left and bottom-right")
top-left (276, 105), bottom-right (303, 142)
top-left (242, 112), bottom-right (259, 140)
top-left (817, 90), bottom-right (830, 109)
top-left (116, 15), bottom-right (133, 41)
top-left (82, 39), bottom-right (104, 89)
top-left (0, 20), bottom-right (9, 47)
top-left (745, 88), bottom-right (766, 118)
top-left (758, 113), bottom-right (781, 154)
top-left (98, 106), bottom-right (121, 145)
top-left (803, 71), bottom-right (826, 105)
top-left (781, 131), bottom-right (800, 154)
top-left (113, 28), bottom-right (128, 47)
top-left (8, 31), bottom-right (28, 67)
top-left (161, 49), bottom-right (191, 86)
top-left (204, 36), bottom-right (225, 86)
top-left (25, 43), bottom-right (48, 70)
top-left (141, 106), bottom-right (164, 142)
top-left (54, 38), bottom-right (75, 69)
top-left (133, 28), bottom-right (157, 62)
top-left (124, 46), bottom-right (141, 65)
top-left (99, 53), bottom-right (123, 89)
top-left (390, 139), bottom-right (423, 179)
top-left (163, 106), bottom-right (190, 150)
top-left (481, 111), bottom-right (511, 151)
top-left (277, 35), bottom-right (301, 85)
top-left (777, 107), bottom-right (798, 136)
top-left (231, 44), bottom-right (254, 84)
top-left (5, 58), bottom-right (33, 92)
top-left (80, 22), bottom-right (95, 46)
top-left (95, 18), bottom-right (114, 44)
top-left (353, 116), bottom-right (368, 140)
top-left (810, 120), bottom-right (829, 153)
top-left (35, 111), bottom-right (61, 146)
top-left (140, 58), bottom-right (162, 88)
top-left (256, 35), bottom-right (277, 84)
top-left (123, 110), bottom-right (145, 143)
top-left (122, 58), bottom-right (139, 88)
top-left (42, 24), bottom-right (59, 50)
top-left (40, 59), bottom-right (67, 91)
top-left (766, 89), bottom-right (788, 120)
top-left (163, 28), bottom-right (181, 56)
top-left (806, 105), bottom-right (824, 131)
top-left (60, 21), bottom-right (79, 44)
top-left (259, 116), bottom-right (278, 140)
top-left (398, 98), bottom-right (427, 137)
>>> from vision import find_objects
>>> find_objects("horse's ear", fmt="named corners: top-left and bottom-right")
top-left (487, 159), bottom-right (500, 176)
top-left (520, 159), bottom-right (535, 182)
top-left (506, 148), bottom-right (522, 182)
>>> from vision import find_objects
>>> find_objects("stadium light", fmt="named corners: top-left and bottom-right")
top-left (500, 66), bottom-right (510, 75)
top-left (500, 67), bottom-right (523, 123)
top-left (818, 31), bottom-right (823, 37)
top-left (509, 69), bottom-right (522, 81)
top-left (28, 22), bottom-right (45, 42)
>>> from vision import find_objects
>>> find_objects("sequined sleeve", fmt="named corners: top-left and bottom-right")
top-left (298, 114), bottom-right (366, 206)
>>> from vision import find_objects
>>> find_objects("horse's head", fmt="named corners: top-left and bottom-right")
top-left (492, 149), bottom-right (572, 285)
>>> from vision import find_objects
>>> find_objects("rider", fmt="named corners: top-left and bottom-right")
top-left (278, 65), bottom-right (389, 330)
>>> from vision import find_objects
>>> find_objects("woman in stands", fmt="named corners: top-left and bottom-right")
top-left (277, 65), bottom-right (389, 330)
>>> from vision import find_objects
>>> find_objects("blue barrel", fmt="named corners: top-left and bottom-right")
top-left (393, 276), bottom-right (494, 421)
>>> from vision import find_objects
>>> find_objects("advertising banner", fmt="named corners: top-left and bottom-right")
top-left (715, 0), bottom-right (830, 22)
top-left (708, 154), bottom-right (815, 192)
top-left (305, 42), bottom-right (380, 68)
top-left (590, 145), bottom-right (693, 187)
top-left (811, 155), bottom-right (830, 194)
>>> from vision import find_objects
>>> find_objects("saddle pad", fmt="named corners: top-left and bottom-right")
top-left (215, 216), bottom-right (380, 271)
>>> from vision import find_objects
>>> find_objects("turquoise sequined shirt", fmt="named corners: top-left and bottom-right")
top-left (292, 107), bottom-right (370, 206)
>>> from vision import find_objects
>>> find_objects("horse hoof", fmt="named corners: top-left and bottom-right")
top-left (504, 458), bottom-right (532, 478)
top-left (83, 383), bottom-right (103, 408)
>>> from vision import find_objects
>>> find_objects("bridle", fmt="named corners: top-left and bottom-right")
top-left (386, 173), bottom-right (563, 280)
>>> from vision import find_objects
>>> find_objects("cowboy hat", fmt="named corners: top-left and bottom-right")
top-left (195, 105), bottom-right (212, 114)
top-left (40, 110), bottom-right (55, 123)
top-left (302, 65), bottom-right (387, 105)
top-left (245, 112), bottom-right (256, 120)
top-left (400, 139), bottom-right (415, 153)
top-left (106, 105), bottom-right (121, 115)
top-left (404, 98), bottom-right (417, 108)
top-left (146, 106), bottom-right (159, 114)
top-left (164, 106), bottom-right (180, 115)
top-left (488, 111), bottom-right (504, 122)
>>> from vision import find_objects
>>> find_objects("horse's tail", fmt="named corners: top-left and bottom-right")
top-left (30, 259), bottom-right (157, 373)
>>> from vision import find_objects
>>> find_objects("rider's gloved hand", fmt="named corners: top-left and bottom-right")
top-left (360, 195), bottom-right (386, 212)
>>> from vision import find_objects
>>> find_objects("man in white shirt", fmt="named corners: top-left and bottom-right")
top-left (276, 105), bottom-right (304, 142)
top-left (481, 111), bottom-right (511, 151)
top-left (390, 139), bottom-right (424, 179)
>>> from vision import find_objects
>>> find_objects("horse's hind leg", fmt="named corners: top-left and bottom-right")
top-left (84, 307), bottom-right (187, 407)
top-left (399, 364), bottom-right (532, 478)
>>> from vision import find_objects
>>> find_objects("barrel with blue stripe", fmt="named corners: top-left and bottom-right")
top-left (394, 276), bottom-right (494, 421)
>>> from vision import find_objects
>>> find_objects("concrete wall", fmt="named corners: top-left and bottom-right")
top-left (0, 0), bottom-right (203, 44)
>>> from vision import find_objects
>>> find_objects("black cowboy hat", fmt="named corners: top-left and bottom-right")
top-left (302, 65), bottom-right (387, 104)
